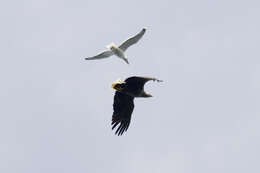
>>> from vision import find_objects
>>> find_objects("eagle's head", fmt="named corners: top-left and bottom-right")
top-left (111, 79), bottom-right (126, 91)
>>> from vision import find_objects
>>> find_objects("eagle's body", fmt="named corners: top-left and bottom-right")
top-left (111, 76), bottom-right (162, 135)
top-left (85, 28), bottom-right (146, 64)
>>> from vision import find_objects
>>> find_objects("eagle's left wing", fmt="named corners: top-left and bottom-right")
top-left (112, 91), bottom-right (134, 136)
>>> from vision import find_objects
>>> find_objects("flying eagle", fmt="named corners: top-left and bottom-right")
top-left (111, 76), bottom-right (162, 136)
top-left (85, 28), bottom-right (146, 64)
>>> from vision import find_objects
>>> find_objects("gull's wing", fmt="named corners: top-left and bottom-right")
top-left (125, 76), bottom-right (162, 90)
top-left (118, 28), bottom-right (146, 52)
top-left (112, 91), bottom-right (134, 136)
top-left (85, 50), bottom-right (113, 60)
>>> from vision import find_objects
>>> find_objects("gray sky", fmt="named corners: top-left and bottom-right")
top-left (1, 0), bottom-right (260, 173)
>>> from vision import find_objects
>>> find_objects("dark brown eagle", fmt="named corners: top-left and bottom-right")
top-left (110, 76), bottom-right (162, 136)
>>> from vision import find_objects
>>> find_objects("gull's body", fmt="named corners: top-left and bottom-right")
top-left (85, 28), bottom-right (146, 64)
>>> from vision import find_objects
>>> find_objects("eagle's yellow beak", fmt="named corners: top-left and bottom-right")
top-left (111, 79), bottom-right (125, 90)
top-left (111, 83), bottom-right (117, 89)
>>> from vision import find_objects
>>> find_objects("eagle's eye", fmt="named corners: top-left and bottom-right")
top-left (114, 83), bottom-right (125, 91)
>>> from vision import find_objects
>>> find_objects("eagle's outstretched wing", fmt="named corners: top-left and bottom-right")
top-left (118, 28), bottom-right (146, 52)
top-left (125, 76), bottom-right (162, 90)
top-left (85, 50), bottom-right (113, 60)
top-left (112, 91), bottom-right (134, 136)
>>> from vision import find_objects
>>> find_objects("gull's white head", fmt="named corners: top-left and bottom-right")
top-left (106, 42), bottom-right (117, 50)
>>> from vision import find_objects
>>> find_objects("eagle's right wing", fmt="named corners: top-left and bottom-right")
top-left (125, 76), bottom-right (162, 89)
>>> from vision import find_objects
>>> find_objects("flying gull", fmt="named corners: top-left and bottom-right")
top-left (85, 28), bottom-right (146, 64)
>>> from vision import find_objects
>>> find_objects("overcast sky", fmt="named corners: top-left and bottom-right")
top-left (1, 0), bottom-right (260, 173)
